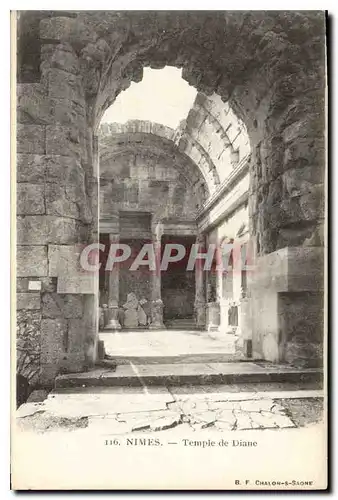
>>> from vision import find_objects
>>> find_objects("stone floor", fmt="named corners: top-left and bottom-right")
top-left (16, 385), bottom-right (324, 435)
top-left (99, 329), bottom-right (237, 360)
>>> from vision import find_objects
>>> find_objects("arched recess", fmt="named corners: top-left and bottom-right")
top-left (99, 120), bottom-right (213, 203)
top-left (36, 10), bottom-right (326, 257)
top-left (16, 12), bottom-right (326, 385)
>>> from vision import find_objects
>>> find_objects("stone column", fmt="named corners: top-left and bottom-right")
top-left (194, 233), bottom-right (206, 328)
top-left (149, 223), bottom-right (164, 329)
top-left (104, 233), bottom-right (121, 331)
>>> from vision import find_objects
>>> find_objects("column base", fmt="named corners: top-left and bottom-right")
top-left (104, 320), bottom-right (121, 331)
top-left (148, 322), bottom-right (165, 330)
top-left (104, 306), bottom-right (121, 331)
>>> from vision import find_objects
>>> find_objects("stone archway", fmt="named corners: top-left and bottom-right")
top-left (17, 11), bottom-right (325, 386)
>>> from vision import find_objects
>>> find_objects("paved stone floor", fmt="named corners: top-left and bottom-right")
top-left (16, 385), bottom-right (324, 435)
top-left (100, 330), bottom-right (237, 359)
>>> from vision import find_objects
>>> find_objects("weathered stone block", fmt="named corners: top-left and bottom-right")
top-left (299, 184), bottom-right (325, 221)
top-left (249, 246), bottom-right (324, 293)
top-left (17, 84), bottom-right (51, 125)
top-left (45, 184), bottom-right (80, 219)
top-left (40, 318), bottom-right (67, 382)
top-left (64, 295), bottom-right (84, 318)
top-left (43, 154), bottom-right (83, 184)
top-left (44, 43), bottom-right (80, 75)
top-left (51, 98), bottom-right (86, 128)
top-left (17, 154), bottom-right (46, 183)
top-left (46, 125), bottom-right (82, 158)
top-left (40, 17), bottom-right (97, 48)
top-left (47, 69), bottom-right (84, 103)
top-left (17, 293), bottom-right (41, 310)
top-left (17, 245), bottom-right (48, 277)
top-left (57, 274), bottom-right (97, 295)
top-left (40, 277), bottom-right (58, 292)
top-left (17, 124), bottom-right (45, 154)
top-left (68, 318), bottom-right (85, 353)
top-left (17, 278), bottom-right (28, 292)
top-left (42, 293), bottom-right (63, 318)
top-left (47, 244), bottom-right (97, 294)
top-left (48, 244), bottom-right (83, 277)
top-left (42, 293), bottom-right (84, 319)
top-left (279, 291), bottom-right (323, 367)
top-left (17, 216), bottom-right (80, 245)
top-left (277, 225), bottom-right (315, 249)
top-left (17, 184), bottom-right (45, 215)
top-left (283, 137), bottom-right (324, 170)
top-left (282, 115), bottom-right (323, 144)
top-left (282, 166), bottom-right (324, 198)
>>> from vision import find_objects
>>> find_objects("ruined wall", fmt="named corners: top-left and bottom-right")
top-left (17, 17), bottom-right (98, 386)
top-left (16, 11), bottom-right (326, 377)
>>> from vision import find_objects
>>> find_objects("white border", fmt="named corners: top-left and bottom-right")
top-left (1, 4), bottom-right (335, 498)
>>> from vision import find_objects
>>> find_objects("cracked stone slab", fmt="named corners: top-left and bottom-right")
top-left (189, 410), bottom-right (217, 425)
top-left (216, 409), bottom-right (236, 425)
top-left (238, 399), bottom-right (274, 412)
top-left (116, 409), bottom-right (169, 423)
top-left (178, 399), bottom-right (211, 415)
top-left (249, 412), bottom-right (279, 429)
top-left (44, 387), bottom-right (174, 417)
top-left (208, 400), bottom-right (241, 411)
top-left (261, 411), bottom-right (296, 429)
top-left (189, 410), bottom-right (217, 430)
top-left (149, 413), bottom-right (182, 431)
top-left (234, 411), bottom-right (253, 430)
top-left (215, 420), bottom-right (235, 431)
top-left (87, 416), bottom-right (131, 434)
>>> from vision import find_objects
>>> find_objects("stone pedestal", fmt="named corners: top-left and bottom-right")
top-left (104, 233), bottom-right (121, 331)
top-left (248, 247), bottom-right (324, 367)
top-left (150, 222), bottom-right (164, 329)
top-left (206, 302), bottom-right (220, 331)
top-left (149, 299), bottom-right (164, 329)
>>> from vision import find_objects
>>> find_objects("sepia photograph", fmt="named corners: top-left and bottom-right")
top-left (12, 9), bottom-right (328, 490)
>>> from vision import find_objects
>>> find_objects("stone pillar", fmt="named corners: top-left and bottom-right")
top-left (104, 233), bottom-right (121, 331)
top-left (149, 222), bottom-right (164, 329)
top-left (194, 233), bottom-right (206, 328)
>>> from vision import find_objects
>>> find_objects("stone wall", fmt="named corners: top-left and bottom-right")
top-left (16, 11), bottom-right (326, 378)
top-left (17, 21), bottom-right (98, 387)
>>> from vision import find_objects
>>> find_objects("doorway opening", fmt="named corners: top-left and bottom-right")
top-left (161, 235), bottom-right (196, 328)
